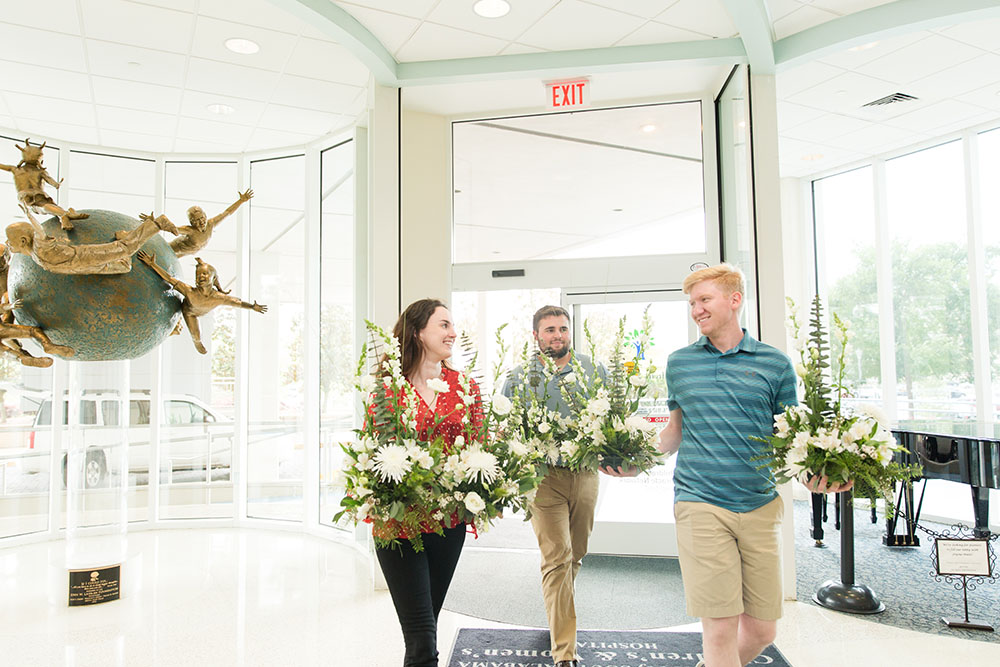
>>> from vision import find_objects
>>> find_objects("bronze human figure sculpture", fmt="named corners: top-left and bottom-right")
top-left (137, 251), bottom-right (267, 355)
top-left (6, 205), bottom-right (178, 275)
top-left (0, 139), bottom-right (89, 231)
top-left (149, 189), bottom-right (253, 258)
top-left (0, 296), bottom-right (74, 367)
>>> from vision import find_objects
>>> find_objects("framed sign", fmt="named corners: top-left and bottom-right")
top-left (936, 539), bottom-right (991, 577)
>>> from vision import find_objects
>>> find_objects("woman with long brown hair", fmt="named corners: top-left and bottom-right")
top-left (376, 298), bottom-right (482, 667)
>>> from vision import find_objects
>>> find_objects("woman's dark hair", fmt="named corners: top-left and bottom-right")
top-left (392, 298), bottom-right (448, 379)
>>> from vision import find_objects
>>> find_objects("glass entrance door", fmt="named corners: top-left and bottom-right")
top-left (568, 291), bottom-right (694, 556)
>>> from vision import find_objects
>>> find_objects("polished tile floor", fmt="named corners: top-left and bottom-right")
top-left (1, 528), bottom-right (997, 666)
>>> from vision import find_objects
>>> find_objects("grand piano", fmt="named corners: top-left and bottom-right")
top-left (884, 421), bottom-right (1000, 546)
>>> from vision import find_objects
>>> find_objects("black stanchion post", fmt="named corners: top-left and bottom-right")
top-left (814, 490), bottom-right (886, 614)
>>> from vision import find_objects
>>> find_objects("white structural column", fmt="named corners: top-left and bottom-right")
top-left (400, 110), bottom-right (451, 305)
top-left (368, 84), bottom-right (401, 328)
top-left (963, 132), bottom-right (993, 422)
top-left (872, 160), bottom-right (898, 424)
top-left (748, 72), bottom-right (797, 599)
top-left (303, 146), bottom-right (322, 528)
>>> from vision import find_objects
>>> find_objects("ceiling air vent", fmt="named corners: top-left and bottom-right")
top-left (862, 92), bottom-right (918, 107)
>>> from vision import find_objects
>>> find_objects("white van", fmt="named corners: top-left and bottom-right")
top-left (25, 391), bottom-right (233, 488)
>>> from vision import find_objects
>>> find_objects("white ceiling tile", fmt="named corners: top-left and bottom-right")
top-left (5, 92), bottom-right (96, 127)
top-left (14, 118), bottom-right (101, 146)
top-left (785, 71), bottom-right (898, 116)
top-left (781, 112), bottom-right (871, 143)
top-left (0, 116), bottom-right (13, 130)
top-left (86, 40), bottom-right (187, 86)
top-left (176, 116), bottom-right (253, 147)
top-left (776, 60), bottom-right (844, 98)
top-left (425, 0), bottom-right (559, 42)
top-left (585, 0), bottom-right (680, 19)
top-left (271, 75), bottom-right (361, 113)
top-left (854, 34), bottom-right (986, 85)
top-left (395, 22), bottom-right (509, 61)
top-left (179, 90), bottom-right (266, 126)
top-left (773, 6), bottom-right (840, 40)
top-left (191, 16), bottom-right (299, 72)
top-left (939, 17), bottom-right (1000, 53)
top-left (0, 61), bottom-right (92, 102)
top-left (198, 0), bottom-right (335, 38)
top-left (831, 123), bottom-right (927, 154)
top-left (518, 0), bottom-right (646, 51)
top-left (655, 0), bottom-right (737, 39)
top-left (615, 20), bottom-right (710, 47)
top-left (0, 23), bottom-right (87, 72)
top-left (765, 0), bottom-right (804, 22)
top-left (777, 101), bottom-right (827, 131)
top-left (339, 0), bottom-right (438, 20)
top-left (929, 111), bottom-right (1000, 137)
top-left (185, 58), bottom-right (281, 102)
top-left (96, 105), bottom-right (177, 136)
top-left (886, 100), bottom-right (991, 132)
top-left (816, 31), bottom-right (927, 70)
top-left (171, 137), bottom-right (240, 153)
top-left (284, 38), bottom-right (370, 86)
top-left (500, 43), bottom-right (547, 55)
top-left (904, 54), bottom-right (1000, 103)
top-left (957, 85), bottom-right (1000, 113)
top-left (80, 0), bottom-right (195, 54)
top-left (257, 104), bottom-right (340, 135)
top-left (99, 128), bottom-right (176, 153)
top-left (91, 76), bottom-right (183, 114)
top-left (810, 0), bottom-right (899, 15)
top-left (245, 127), bottom-right (318, 152)
top-left (1, 0), bottom-right (81, 34)
top-left (342, 6), bottom-right (420, 56)
top-left (778, 135), bottom-right (861, 167)
top-left (0, 97), bottom-right (11, 115)
top-left (128, 0), bottom-right (198, 11)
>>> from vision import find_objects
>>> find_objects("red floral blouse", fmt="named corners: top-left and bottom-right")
top-left (371, 366), bottom-right (484, 540)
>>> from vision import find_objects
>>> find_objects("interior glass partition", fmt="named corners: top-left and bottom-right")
top-left (319, 140), bottom-right (356, 530)
top-left (247, 155), bottom-right (305, 522)
top-left (978, 127), bottom-right (1000, 422)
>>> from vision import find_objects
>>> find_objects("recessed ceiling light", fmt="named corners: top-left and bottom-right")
top-left (612, 208), bottom-right (624, 212)
top-left (801, 153), bottom-right (824, 162)
top-left (848, 41), bottom-right (879, 52)
top-left (207, 103), bottom-right (235, 115)
top-left (473, 0), bottom-right (510, 18)
top-left (225, 38), bottom-right (260, 55)
top-left (640, 123), bottom-right (657, 133)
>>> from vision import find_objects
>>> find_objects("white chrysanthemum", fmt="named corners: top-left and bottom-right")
top-left (491, 394), bottom-right (513, 416)
top-left (509, 440), bottom-right (528, 457)
top-left (538, 422), bottom-right (551, 434)
top-left (464, 491), bottom-right (486, 514)
top-left (372, 445), bottom-right (412, 483)
top-left (426, 377), bottom-right (450, 393)
top-left (588, 397), bottom-right (611, 417)
top-left (462, 447), bottom-right (500, 485)
top-left (857, 403), bottom-right (888, 425)
top-left (629, 375), bottom-right (647, 387)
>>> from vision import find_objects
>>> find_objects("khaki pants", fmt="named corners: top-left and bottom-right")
top-left (529, 467), bottom-right (600, 662)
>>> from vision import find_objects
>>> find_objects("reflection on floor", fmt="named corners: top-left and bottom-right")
top-left (0, 528), bottom-right (998, 666)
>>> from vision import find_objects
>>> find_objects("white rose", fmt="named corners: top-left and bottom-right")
top-left (629, 375), bottom-right (647, 387)
top-left (509, 440), bottom-right (528, 457)
top-left (491, 394), bottom-right (513, 416)
top-left (464, 492), bottom-right (486, 514)
top-left (589, 397), bottom-right (611, 417)
top-left (538, 422), bottom-right (551, 434)
top-left (454, 435), bottom-right (465, 448)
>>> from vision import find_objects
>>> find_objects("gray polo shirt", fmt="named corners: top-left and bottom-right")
top-left (500, 351), bottom-right (605, 417)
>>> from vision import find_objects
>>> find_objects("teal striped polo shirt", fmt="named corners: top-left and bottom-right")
top-left (667, 330), bottom-right (798, 513)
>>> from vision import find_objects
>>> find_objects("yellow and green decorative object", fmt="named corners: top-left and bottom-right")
top-left (8, 210), bottom-right (183, 361)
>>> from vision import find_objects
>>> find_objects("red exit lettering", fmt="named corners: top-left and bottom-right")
top-left (546, 79), bottom-right (588, 109)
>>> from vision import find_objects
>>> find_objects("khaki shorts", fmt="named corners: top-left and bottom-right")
top-left (674, 496), bottom-right (784, 621)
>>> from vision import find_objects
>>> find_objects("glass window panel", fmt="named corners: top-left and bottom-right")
top-left (813, 166), bottom-right (882, 409)
top-left (160, 161), bottom-right (240, 520)
top-left (67, 151), bottom-right (155, 214)
top-left (319, 140), bottom-right (356, 530)
top-left (453, 102), bottom-right (705, 263)
top-left (248, 155), bottom-right (305, 522)
top-left (886, 141), bottom-right (972, 424)
top-left (979, 128), bottom-right (1000, 422)
top-left (0, 135), bottom-right (59, 227)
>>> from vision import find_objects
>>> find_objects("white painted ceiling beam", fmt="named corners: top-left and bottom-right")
top-left (718, 0), bottom-right (775, 74)
top-left (775, 0), bottom-right (1000, 69)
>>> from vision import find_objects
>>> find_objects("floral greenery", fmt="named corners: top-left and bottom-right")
top-left (334, 321), bottom-right (542, 551)
top-left (754, 296), bottom-right (920, 502)
top-left (502, 342), bottom-right (571, 472)
top-left (557, 309), bottom-right (663, 474)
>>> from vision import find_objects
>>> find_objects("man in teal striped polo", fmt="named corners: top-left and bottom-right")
top-left (658, 263), bottom-right (797, 667)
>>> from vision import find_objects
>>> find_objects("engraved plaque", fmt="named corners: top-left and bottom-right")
top-left (68, 564), bottom-right (121, 606)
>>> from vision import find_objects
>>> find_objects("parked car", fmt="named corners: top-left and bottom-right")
top-left (24, 391), bottom-right (233, 488)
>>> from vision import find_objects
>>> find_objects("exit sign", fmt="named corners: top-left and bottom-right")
top-left (545, 78), bottom-right (589, 110)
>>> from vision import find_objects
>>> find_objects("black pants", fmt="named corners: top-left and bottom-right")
top-left (375, 523), bottom-right (467, 667)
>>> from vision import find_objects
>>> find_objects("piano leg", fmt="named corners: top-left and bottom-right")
top-left (883, 480), bottom-right (921, 547)
top-left (810, 492), bottom-right (826, 546)
top-left (971, 486), bottom-right (991, 538)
